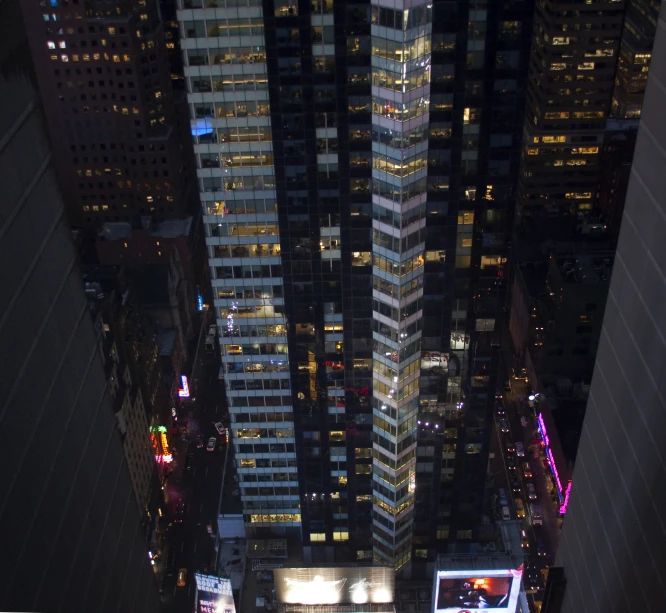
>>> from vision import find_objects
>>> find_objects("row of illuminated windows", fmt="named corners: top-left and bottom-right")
top-left (372, 228), bottom-right (424, 255)
top-left (186, 46), bottom-right (266, 66)
top-left (372, 152), bottom-right (428, 178)
top-left (373, 202), bottom-right (426, 231)
top-left (229, 395), bottom-right (291, 407)
top-left (373, 294), bottom-right (422, 324)
top-left (204, 199), bottom-right (277, 215)
top-left (214, 263), bottom-right (283, 279)
top-left (526, 146), bottom-right (599, 155)
top-left (229, 378), bottom-right (290, 391)
top-left (212, 244), bottom-right (280, 261)
top-left (242, 472), bottom-right (295, 482)
top-left (236, 427), bottom-right (293, 438)
top-left (182, 19), bottom-right (264, 39)
top-left (373, 336), bottom-right (421, 366)
top-left (231, 411), bottom-right (293, 423)
top-left (49, 52), bottom-right (132, 63)
top-left (202, 175), bottom-right (274, 192)
top-left (210, 221), bottom-right (279, 236)
top-left (219, 304), bottom-right (284, 318)
top-left (311, 532), bottom-right (348, 542)
top-left (195, 100), bottom-right (270, 119)
top-left (371, 64), bottom-right (431, 94)
top-left (239, 457), bottom-right (295, 469)
top-left (373, 354), bottom-right (419, 384)
top-left (241, 486), bottom-right (298, 495)
top-left (373, 275), bottom-right (422, 303)
top-left (371, 4), bottom-right (431, 31)
top-left (217, 286), bottom-right (284, 300)
top-left (374, 378), bottom-right (419, 404)
top-left (373, 253), bottom-right (424, 277)
top-left (373, 123), bottom-right (429, 149)
top-left (372, 176), bottom-right (430, 203)
top-left (225, 361), bottom-right (290, 374)
top-left (189, 73), bottom-right (267, 93)
top-left (182, 0), bottom-right (261, 7)
top-left (371, 35), bottom-right (431, 63)
top-left (223, 343), bottom-right (289, 356)
top-left (372, 96), bottom-right (429, 122)
top-left (542, 111), bottom-right (605, 120)
top-left (200, 152), bottom-right (273, 169)
top-left (195, 126), bottom-right (271, 143)
top-left (250, 514), bottom-right (300, 523)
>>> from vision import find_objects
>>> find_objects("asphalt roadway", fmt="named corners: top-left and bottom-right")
top-left (159, 321), bottom-right (230, 613)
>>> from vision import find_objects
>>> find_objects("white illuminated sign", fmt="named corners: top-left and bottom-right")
top-left (433, 568), bottom-right (523, 613)
top-left (178, 375), bottom-right (190, 398)
top-left (274, 568), bottom-right (394, 605)
top-left (195, 574), bottom-right (236, 613)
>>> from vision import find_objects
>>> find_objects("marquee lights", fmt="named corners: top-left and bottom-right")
top-left (178, 375), bottom-right (190, 398)
top-left (227, 301), bottom-right (238, 334)
top-left (538, 412), bottom-right (572, 514)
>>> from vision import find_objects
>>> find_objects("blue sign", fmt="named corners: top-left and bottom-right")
top-left (196, 286), bottom-right (204, 311)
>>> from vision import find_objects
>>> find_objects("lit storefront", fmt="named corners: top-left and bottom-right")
top-left (536, 411), bottom-right (572, 516)
top-left (150, 425), bottom-right (173, 482)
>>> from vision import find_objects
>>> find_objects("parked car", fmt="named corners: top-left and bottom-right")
top-left (214, 422), bottom-right (225, 435)
top-left (500, 419), bottom-right (510, 433)
top-left (522, 462), bottom-right (533, 479)
top-left (527, 483), bottom-right (538, 500)
top-left (196, 436), bottom-right (204, 449)
top-left (207, 437), bottom-right (216, 452)
top-left (516, 442), bottom-right (525, 457)
top-left (177, 568), bottom-right (188, 587)
top-left (498, 488), bottom-right (508, 506)
top-left (501, 506), bottom-right (511, 521)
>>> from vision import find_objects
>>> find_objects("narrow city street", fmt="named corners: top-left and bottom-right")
top-left (158, 316), bottom-right (230, 613)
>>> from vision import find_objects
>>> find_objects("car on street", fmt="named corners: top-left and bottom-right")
top-left (537, 539), bottom-right (547, 557)
top-left (501, 506), bottom-right (511, 521)
top-left (177, 568), bottom-right (188, 587)
top-left (196, 436), bottom-right (204, 448)
top-left (511, 478), bottom-right (522, 494)
top-left (522, 462), bottom-right (533, 479)
top-left (530, 502), bottom-right (543, 526)
top-left (516, 442), bottom-right (525, 457)
top-left (214, 422), bottom-right (225, 435)
top-left (207, 437), bottom-right (216, 451)
top-left (505, 438), bottom-right (515, 454)
top-left (507, 457), bottom-right (517, 471)
top-left (504, 380), bottom-right (512, 393)
top-left (515, 498), bottom-right (526, 518)
top-left (521, 529), bottom-right (530, 549)
top-left (499, 419), bottom-right (510, 433)
top-left (527, 483), bottom-right (538, 500)
top-left (525, 563), bottom-right (542, 589)
top-left (498, 488), bottom-right (508, 506)
top-left (184, 453), bottom-right (193, 471)
top-left (496, 403), bottom-right (505, 416)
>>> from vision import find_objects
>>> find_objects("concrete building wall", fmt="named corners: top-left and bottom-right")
top-left (0, 1), bottom-right (161, 610)
top-left (556, 5), bottom-right (666, 611)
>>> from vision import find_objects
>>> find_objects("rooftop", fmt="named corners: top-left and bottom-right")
top-left (97, 216), bottom-right (193, 241)
top-left (555, 253), bottom-right (614, 285)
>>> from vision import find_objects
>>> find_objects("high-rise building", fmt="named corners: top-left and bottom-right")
top-left (18, 0), bottom-right (200, 251)
top-left (544, 3), bottom-right (666, 610)
top-left (517, 0), bottom-right (627, 225)
top-left (0, 0), bottom-right (161, 609)
top-left (178, 0), bottom-right (534, 572)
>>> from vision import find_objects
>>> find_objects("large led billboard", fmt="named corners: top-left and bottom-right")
top-left (274, 567), bottom-right (394, 605)
top-left (433, 568), bottom-right (523, 613)
top-left (194, 573), bottom-right (236, 613)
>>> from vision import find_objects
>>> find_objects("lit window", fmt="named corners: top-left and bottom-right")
top-left (123, 54), bottom-right (130, 61)
top-left (47, 41), bottom-right (56, 49)
top-left (58, 41), bottom-right (66, 48)
top-left (43, 13), bottom-right (50, 20)
top-left (542, 135), bottom-right (566, 143)
top-left (113, 54), bottom-right (120, 62)
top-left (140, 12), bottom-right (148, 20)
top-left (61, 54), bottom-right (68, 62)
top-left (310, 533), bottom-right (326, 542)
top-left (526, 148), bottom-right (539, 155)
top-left (72, 54), bottom-right (79, 61)
top-left (155, 91), bottom-right (162, 99)
top-left (550, 62), bottom-right (568, 70)
top-left (578, 62), bottom-right (595, 70)
top-left (108, 27), bottom-right (116, 34)
top-left (333, 531), bottom-right (349, 541)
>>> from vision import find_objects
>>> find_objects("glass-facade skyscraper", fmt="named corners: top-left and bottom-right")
top-left (178, 0), bottom-right (533, 574)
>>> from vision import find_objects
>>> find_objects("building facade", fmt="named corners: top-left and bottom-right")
top-left (178, 0), bottom-right (534, 573)
top-left (550, 3), bottom-right (666, 610)
top-left (0, 1), bottom-right (161, 608)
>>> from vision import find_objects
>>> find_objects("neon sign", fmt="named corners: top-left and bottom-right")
top-left (196, 286), bottom-right (204, 312)
top-left (537, 412), bottom-right (572, 514)
top-left (178, 375), bottom-right (190, 398)
top-left (152, 428), bottom-right (173, 464)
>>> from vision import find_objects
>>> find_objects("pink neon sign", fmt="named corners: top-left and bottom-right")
top-left (177, 375), bottom-right (190, 398)
top-left (537, 412), bottom-right (572, 514)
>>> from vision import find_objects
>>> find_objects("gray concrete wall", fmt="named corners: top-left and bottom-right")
top-left (556, 4), bottom-right (666, 611)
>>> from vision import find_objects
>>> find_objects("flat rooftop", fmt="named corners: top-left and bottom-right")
top-left (556, 253), bottom-right (614, 285)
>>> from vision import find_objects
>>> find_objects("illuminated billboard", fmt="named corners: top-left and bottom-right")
top-left (433, 568), bottom-right (523, 613)
top-left (274, 567), bottom-right (394, 605)
top-left (194, 573), bottom-right (236, 613)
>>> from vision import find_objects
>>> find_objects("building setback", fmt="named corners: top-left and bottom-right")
top-left (0, 0), bottom-right (161, 609)
top-left (548, 3), bottom-right (666, 610)
top-left (178, 0), bottom-right (534, 574)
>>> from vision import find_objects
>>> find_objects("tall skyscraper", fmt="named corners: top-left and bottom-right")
top-left (546, 3), bottom-right (666, 610)
top-left (18, 0), bottom-right (199, 249)
top-left (0, 0), bottom-right (161, 610)
top-left (179, 0), bottom-right (534, 572)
